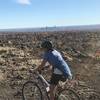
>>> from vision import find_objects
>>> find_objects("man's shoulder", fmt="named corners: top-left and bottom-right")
top-left (53, 49), bottom-right (62, 55)
top-left (53, 49), bottom-right (59, 53)
top-left (45, 49), bottom-right (61, 56)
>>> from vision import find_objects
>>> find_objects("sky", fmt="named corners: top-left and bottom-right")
top-left (0, 0), bottom-right (100, 29)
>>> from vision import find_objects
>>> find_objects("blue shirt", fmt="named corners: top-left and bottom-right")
top-left (43, 49), bottom-right (72, 77)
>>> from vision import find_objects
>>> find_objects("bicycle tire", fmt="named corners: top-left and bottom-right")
top-left (56, 88), bottom-right (80, 100)
top-left (22, 81), bottom-right (43, 100)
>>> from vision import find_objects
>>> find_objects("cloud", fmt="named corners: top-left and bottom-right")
top-left (17, 0), bottom-right (31, 5)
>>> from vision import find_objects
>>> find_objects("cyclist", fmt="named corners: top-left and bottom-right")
top-left (37, 40), bottom-right (72, 100)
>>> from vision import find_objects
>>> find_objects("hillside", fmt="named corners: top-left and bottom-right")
top-left (0, 31), bottom-right (100, 100)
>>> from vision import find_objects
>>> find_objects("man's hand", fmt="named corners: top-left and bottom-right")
top-left (30, 59), bottom-right (47, 73)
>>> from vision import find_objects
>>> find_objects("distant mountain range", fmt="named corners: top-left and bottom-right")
top-left (0, 24), bottom-right (100, 32)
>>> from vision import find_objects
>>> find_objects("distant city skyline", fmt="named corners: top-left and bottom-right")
top-left (0, 0), bottom-right (100, 29)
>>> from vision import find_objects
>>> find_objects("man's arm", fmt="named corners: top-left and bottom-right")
top-left (37, 59), bottom-right (47, 71)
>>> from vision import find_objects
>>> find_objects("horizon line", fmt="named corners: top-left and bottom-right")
top-left (0, 24), bottom-right (100, 30)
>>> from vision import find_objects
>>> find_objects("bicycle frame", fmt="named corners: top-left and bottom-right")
top-left (37, 72), bottom-right (50, 87)
top-left (34, 71), bottom-right (68, 91)
top-left (35, 72), bottom-right (50, 92)
top-left (35, 71), bottom-right (50, 100)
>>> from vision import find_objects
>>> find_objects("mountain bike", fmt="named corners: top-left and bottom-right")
top-left (22, 67), bottom-right (80, 100)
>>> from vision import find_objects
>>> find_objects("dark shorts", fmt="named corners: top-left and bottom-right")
top-left (50, 73), bottom-right (68, 85)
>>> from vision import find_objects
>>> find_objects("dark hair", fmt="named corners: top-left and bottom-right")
top-left (41, 40), bottom-right (53, 50)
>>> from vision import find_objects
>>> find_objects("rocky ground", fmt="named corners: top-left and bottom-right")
top-left (0, 31), bottom-right (100, 100)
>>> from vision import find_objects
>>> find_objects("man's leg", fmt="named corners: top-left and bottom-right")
top-left (50, 84), bottom-right (56, 100)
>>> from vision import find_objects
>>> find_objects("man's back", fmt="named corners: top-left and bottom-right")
top-left (43, 49), bottom-right (72, 77)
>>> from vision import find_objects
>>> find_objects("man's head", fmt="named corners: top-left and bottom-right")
top-left (41, 40), bottom-right (53, 51)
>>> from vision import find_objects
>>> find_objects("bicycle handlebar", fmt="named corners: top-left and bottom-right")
top-left (29, 65), bottom-right (50, 75)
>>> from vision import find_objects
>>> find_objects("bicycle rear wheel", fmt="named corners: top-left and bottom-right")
top-left (22, 81), bottom-right (43, 100)
top-left (57, 88), bottom-right (80, 100)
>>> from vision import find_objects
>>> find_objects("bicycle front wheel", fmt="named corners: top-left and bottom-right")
top-left (22, 81), bottom-right (43, 100)
top-left (57, 88), bottom-right (80, 100)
